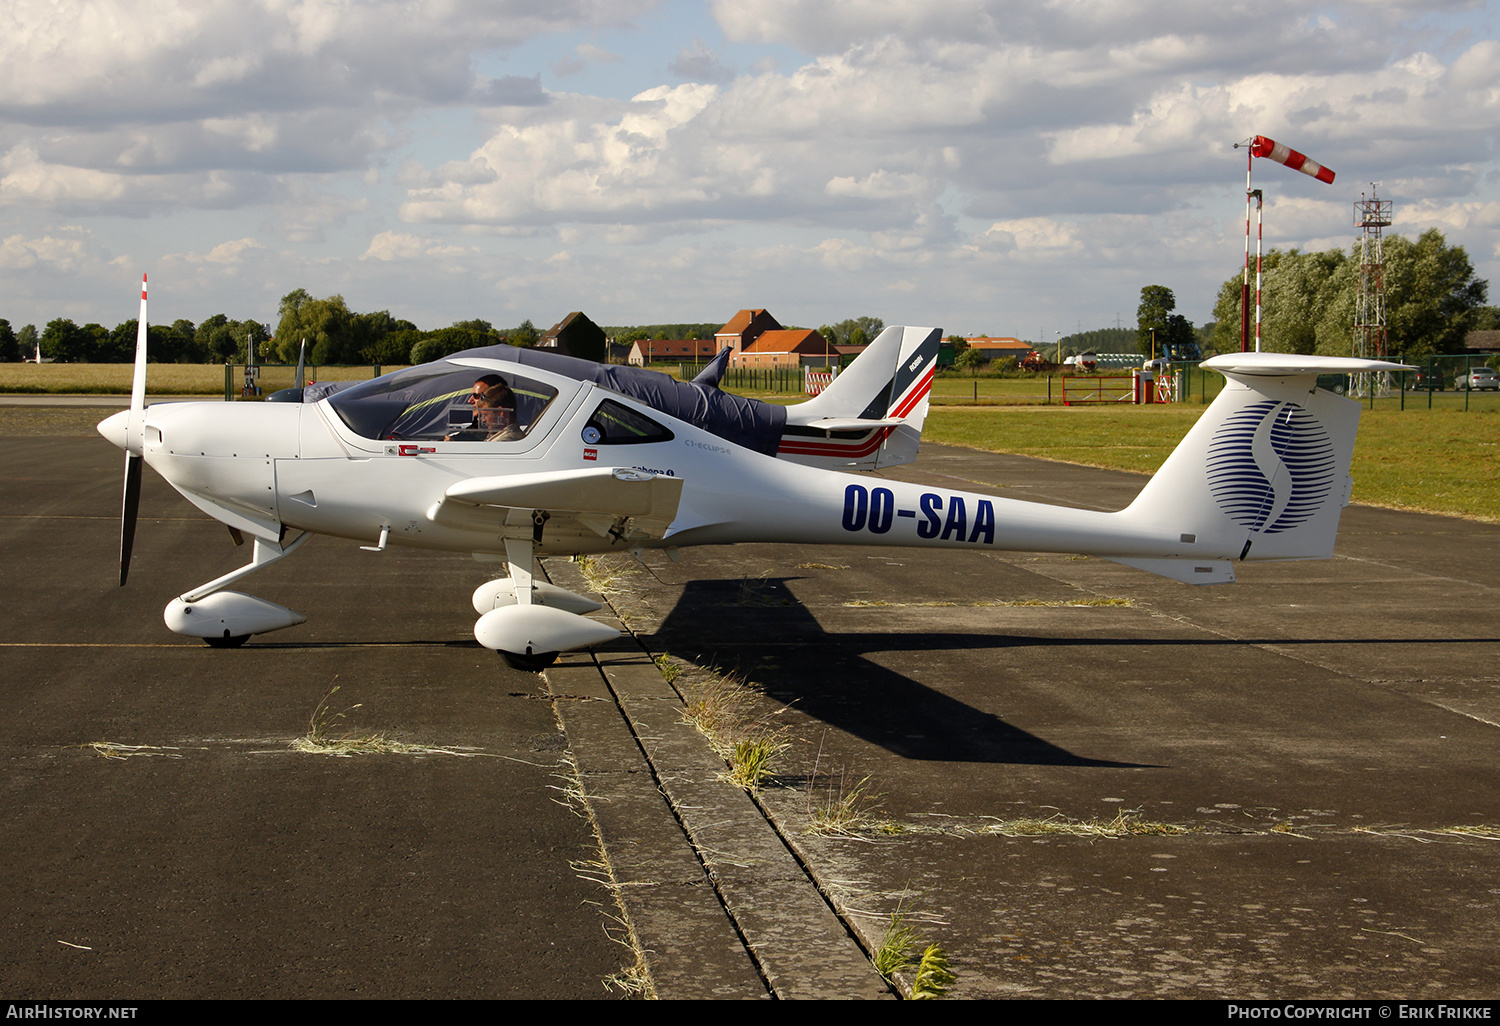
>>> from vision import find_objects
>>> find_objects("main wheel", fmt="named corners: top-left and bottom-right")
top-left (205, 634), bottom-right (250, 649)
top-left (500, 649), bottom-right (559, 672)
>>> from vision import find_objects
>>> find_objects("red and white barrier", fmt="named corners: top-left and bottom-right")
top-left (805, 370), bottom-right (835, 395)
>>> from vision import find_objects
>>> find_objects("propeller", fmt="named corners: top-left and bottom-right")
top-left (294, 337), bottom-right (306, 390)
top-left (119, 273), bottom-right (149, 586)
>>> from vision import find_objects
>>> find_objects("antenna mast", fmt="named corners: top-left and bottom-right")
top-left (1353, 186), bottom-right (1393, 397)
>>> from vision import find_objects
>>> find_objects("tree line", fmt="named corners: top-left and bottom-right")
top-left (0, 289), bottom-right (551, 366)
top-left (1137, 229), bottom-right (1492, 362)
top-left (4, 285), bottom-right (893, 367)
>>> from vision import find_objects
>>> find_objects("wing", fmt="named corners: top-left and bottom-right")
top-left (426, 466), bottom-right (684, 543)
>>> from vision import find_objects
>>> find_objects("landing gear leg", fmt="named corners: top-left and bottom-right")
top-left (495, 534), bottom-right (559, 671)
top-left (471, 517), bottom-right (619, 669)
top-left (164, 533), bottom-right (311, 644)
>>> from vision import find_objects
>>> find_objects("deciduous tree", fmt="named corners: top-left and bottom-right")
top-left (274, 292), bottom-right (356, 363)
top-left (1211, 230), bottom-right (1487, 360)
top-left (0, 320), bottom-right (17, 362)
top-left (1136, 285), bottom-right (1176, 356)
top-left (42, 319), bottom-right (90, 362)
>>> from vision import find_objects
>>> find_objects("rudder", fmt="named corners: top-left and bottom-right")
top-left (778, 326), bottom-right (940, 470)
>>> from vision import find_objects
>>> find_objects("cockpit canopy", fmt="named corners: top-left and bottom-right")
top-left (316, 343), bottom-right (788, 455)
top-left (326, 364), bottom-right (560, 442)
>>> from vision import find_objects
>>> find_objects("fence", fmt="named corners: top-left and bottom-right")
top-left (224, 363), bottom-right (386, 400)
top-left (926, 359), bottom-right (1499, 412)
top-left (714, 366), bottom-right (805, 393)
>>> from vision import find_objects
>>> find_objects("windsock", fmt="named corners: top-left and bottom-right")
top-left (1250, 135), bottom-right (1335, 184)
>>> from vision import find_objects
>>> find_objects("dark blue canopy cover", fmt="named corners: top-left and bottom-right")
top-left (313, 344), bottom-right (787, 456)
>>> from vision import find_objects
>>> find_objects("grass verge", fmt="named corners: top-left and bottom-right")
top-left (0, 362), bottom-right (392, 395)
top-left (553, 750), bottom-right (657, 999)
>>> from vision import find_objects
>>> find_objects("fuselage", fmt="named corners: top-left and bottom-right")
top-left (103, 368), bottom-right (1207, 567)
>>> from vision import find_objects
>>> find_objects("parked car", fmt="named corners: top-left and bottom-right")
top-left (1413, 368), bottom-right (1445, 391)
top-left (1455, 367), bottom-right (1500, 391)
top-left (1316, 373), bottom-right (1349, 395)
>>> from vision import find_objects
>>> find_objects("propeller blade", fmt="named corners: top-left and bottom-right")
top-left (120, 273), bottom-right (149, 585)
top-left (295, 337), bottom-right (307, 390)
top-left (120, 452), bottom-right (142, 586)
top-left (130, 275), bottom-right (147, 420)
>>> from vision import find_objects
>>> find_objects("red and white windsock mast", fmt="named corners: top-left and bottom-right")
top-left (1232, 135), bottom-right (1337, 352)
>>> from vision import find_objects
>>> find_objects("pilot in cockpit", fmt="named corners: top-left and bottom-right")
top-left (446, 374), bottom-right (524, 442)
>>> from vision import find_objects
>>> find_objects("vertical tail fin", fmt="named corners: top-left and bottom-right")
top-left (778, 325), bottom-right (941, 470)
top-left (1114, 354), bottom-right (1410, 581)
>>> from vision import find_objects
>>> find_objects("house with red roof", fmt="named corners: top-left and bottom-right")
top-left (627, 338), bottom-right (722, 366)
top-left (732, 328), bottom-right (838, 369)
top-left (715, 309), bottom-right (782, 354)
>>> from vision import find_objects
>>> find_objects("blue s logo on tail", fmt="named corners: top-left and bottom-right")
top-left (1206, 400), bottom-right (1338, 535)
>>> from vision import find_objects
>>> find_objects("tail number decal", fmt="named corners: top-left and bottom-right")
top-left (842, 484), bottom-right (995, 544)
top-left (842, 484), bottom-right (895, 534)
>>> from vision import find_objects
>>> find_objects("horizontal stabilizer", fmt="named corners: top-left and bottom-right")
top-left (794, 416), bottom-right (905, 433)
top-left (1202, 353), bottom-right (1413, 377)
top-left (1118, 350), bottom-right (1397, 567)
top-left (779, 325), bottom-right (940, 471)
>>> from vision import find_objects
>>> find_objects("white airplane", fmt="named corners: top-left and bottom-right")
top-left (100, 275), bottom-right (1410, 669)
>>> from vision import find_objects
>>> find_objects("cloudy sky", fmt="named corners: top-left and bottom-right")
top-left (2, 0), bottom-right (1496, 343)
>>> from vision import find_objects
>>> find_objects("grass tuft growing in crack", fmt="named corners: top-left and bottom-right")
top-left (676, 667), bottom-right (789, 793)
top-left (870, 896), bottom-right (956, 998)
top-left (292, 684), bottom-right (485, 758)
top-left (910, 944), bottom-right (957, 999)
top-left (979, 809), bottom-right (1192, 838)
top-left (872, 906), bottom-right (917, 978)
top-left (727, 735), bottom-right (790, 790)
top-left (553, 744), bottom-right (657, 998)
top-left (652, 652), bottom-right (681, 685)
top-left (573, 554), bottom-right (636, 595)
top-left (808, 775), bottom-right (903, 836)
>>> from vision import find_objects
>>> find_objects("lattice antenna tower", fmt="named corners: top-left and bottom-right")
top-left (1353, 186), bottom-right (1393, 395)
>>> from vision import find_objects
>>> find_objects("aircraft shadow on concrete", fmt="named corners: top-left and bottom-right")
top-left (644, 576), bottom-right (1153, 767)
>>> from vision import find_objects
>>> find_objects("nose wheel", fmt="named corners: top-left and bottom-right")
top-left (204, 633), bottom-right (251, 649)
top-left (499, 649), bottom-right (559, 672)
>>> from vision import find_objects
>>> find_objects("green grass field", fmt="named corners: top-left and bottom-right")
top-left (924, 405), bottom-right (1500, 522)
top-left (0, 362), bottom-right (390, 395)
